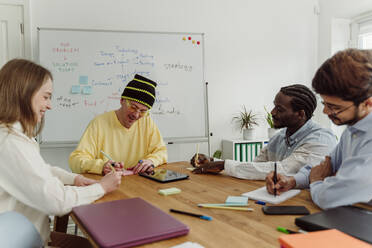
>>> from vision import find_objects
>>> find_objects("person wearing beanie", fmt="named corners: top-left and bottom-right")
top-left (69, 74), bottom-right (167, 175)
top-left (191, 84), bottom-right (337, 180)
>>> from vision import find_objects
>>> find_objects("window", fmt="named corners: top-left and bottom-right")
top-left (358, 19), bottom-right (372, 49)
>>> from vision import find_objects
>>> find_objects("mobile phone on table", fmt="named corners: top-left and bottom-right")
top-left (262, 206), bottom-right (310, 215)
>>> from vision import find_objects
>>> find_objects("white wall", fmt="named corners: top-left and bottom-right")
top-left (316, 0), bottom-right (372, 136)
top-left (28, 0), bottom-right (320, 169)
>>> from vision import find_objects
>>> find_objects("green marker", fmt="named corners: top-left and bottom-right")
top-left (277, 226), bottom-right (298, 234)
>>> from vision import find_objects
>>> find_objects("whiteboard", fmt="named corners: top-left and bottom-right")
top-left (38, 28), bottom-right (207, 143)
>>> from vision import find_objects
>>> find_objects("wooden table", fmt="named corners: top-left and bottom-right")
top-left (68, 162), bottom-right (321, 248)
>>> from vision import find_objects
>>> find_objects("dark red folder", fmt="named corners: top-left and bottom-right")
top-left (72, 197), bottom-right (189, 248)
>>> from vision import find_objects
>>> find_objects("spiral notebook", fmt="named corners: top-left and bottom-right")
top-left (241, 186), bottom-right (300, 204)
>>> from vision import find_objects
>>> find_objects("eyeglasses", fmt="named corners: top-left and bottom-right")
top-left (321, 101), bottom-right (355, 117)
top-left (125, 99), bottom-right (148, 117)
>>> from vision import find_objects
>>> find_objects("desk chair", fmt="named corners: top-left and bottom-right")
top-left (0, 211), bottom-right (43, 248)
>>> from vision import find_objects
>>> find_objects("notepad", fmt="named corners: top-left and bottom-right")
top-left (225, 196), bottom-right (248, 205)
top-left (158, 187), bottom-right (181, 196)
top-left (241, 186), bottom-right (300, 204)
top-left (279, 229), bottom-right (372, 248)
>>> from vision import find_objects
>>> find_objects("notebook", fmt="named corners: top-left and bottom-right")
top-left (295, 206), bottom-right (372, 244)
top-left (279, 229), bottom-right (372, 248)
top-left (72, 197), bottom-right (189, 248)
top-left (241, 186), bottom-right (300, 204)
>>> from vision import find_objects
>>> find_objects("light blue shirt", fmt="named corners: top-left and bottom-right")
top-left (225, 120), bottom-right (337, 180)
top-left (294, 112), bottom-right (372, 209)
top-left (263, 120), bottom-right (337, 172)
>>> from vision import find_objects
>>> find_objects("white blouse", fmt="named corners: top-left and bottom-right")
top-left (0, 122), bottom-right (104, 243)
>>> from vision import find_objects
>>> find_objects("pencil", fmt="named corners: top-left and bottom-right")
top-left (198, 203), bottom-right (249, 207)
top-left (198, 205), bottom-right (254, 211)
top-left (273, 162), bottom-right (277, 197)
top-left (194, 144), bottom-right (200, 166)
top-left (100, 150), bottom-right (116, 173)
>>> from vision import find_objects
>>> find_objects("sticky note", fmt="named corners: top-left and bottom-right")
top-left (158, 187), bottom-right (181, 196)
top-left (225, 196), bottom-right (248, 205)
top-left (82, 86), bottom-right (92, 95)
top-left (79, 75), bottom-right (88, 84)
top-left (122, 170), bottom-right (134, 176)
top-left (71, 85), bottom-right (81, 94)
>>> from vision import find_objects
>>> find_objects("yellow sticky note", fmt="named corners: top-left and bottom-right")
top-left (158, 187), bottom-right (181, 196)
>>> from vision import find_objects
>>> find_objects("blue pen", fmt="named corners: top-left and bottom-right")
top-left (255, 201), bottom-right (266, 206)
top-left (170, 209), bottom-right (212, 221)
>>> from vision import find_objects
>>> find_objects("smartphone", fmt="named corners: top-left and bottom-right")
top-left (262, 206), bottom-right (310, 215)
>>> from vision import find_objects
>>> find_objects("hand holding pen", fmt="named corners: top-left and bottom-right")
top-left (265, 169), bottom-right (296, 196)
top-left (100, 150), bottom-right (124, 175)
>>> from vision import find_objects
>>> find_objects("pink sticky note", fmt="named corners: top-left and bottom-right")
top-left (122, 170), bottom-right (134, 176)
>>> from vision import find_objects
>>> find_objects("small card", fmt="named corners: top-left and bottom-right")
top-left (225, 196), bottom-right (248, 205)
top-left (122, 170), bottom-right (134, 176)
top-left (158, 187), bottom-right (181, 196)
top-left (186, 167), bottom-right (195, 171)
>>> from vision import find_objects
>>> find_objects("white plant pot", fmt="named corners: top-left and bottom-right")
top-left (243, 128), bottom-right (255, 140)
top-left (268, 127), bottom-right (277, 139)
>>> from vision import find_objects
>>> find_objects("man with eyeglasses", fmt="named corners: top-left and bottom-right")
top-left (69, 74), bottom-right (167, 175)
top-left (266, 49), bottom-right (372, 209)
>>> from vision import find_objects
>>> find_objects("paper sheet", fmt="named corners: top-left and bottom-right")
top-left (242, 186), bottom-right (300, 204)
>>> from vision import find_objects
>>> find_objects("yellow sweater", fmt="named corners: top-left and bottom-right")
top-left (69, 111), bottom-right (167, 174)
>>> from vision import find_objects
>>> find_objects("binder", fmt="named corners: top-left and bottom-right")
top-left (72, 198), bottom-right (189, 248)
top-left (295, 206), bottom-right (372, 244)
top-left (241, 144), bottom-right (246, 162)
top-left (235, 143), bottom-right (240, 161)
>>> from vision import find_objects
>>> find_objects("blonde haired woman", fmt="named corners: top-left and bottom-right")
top-left (0, 59), bottom-right (122, 247)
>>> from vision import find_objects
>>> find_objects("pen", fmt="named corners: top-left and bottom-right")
top-left (273, 162), bottom-right (277, 197)
top-left (277, 226), bottom-right (299, 234)
top-left (198, 205), bottom-right (254, 211)
top-left (170, 209), bottom-right (212, 221)
top-left (255, 201), bottom-right (266, 206)
top-left (100, 150), bottom-right (116, 172)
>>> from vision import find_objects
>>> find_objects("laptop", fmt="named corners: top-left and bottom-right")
top-left (295, 206), bottom-right (372, 244)
top-left (72, 197), bottom-right (189, 248)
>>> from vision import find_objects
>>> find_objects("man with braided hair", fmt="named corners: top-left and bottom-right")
top-left (191, 84), bottom-right (337, 180)
top-left (266, 49), bottom-right (372, 209)
top-left (69, 74), bottom-right (167, 175)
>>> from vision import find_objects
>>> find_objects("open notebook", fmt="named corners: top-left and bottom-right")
top-left (242, 186), bottom-right (300, 204)
top-left (72, 197), bottom-right (189, 248)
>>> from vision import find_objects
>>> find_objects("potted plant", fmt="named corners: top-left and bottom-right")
top-left (233, 105), bottom-right (258, 140)
top-left (264, 107), bottom-right (277, 138)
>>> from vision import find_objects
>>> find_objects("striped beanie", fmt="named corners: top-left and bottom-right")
top-left (121, 74), bottom-right (157, 109)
